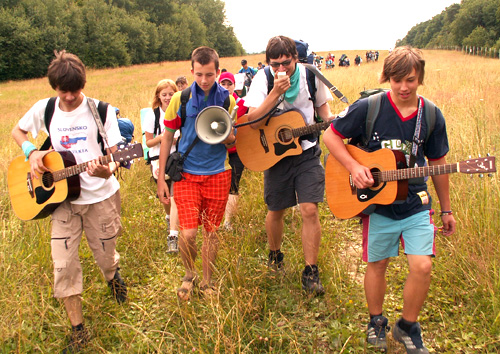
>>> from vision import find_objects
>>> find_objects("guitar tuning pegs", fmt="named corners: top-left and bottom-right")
top-left (488, 173), bottom-right (493, 177)
top-left (487, 153), bottom-right (490, 156)
top-left (468, 155), bottom-right (472, 159)
top-left (479, 174), bottom-right (484, 178)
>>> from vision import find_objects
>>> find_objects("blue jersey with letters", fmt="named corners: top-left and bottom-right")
top-left (331, 91), bottom-right (449, 220)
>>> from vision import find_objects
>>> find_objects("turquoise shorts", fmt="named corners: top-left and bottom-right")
top-left (361, 210), bottom-right (436, 262)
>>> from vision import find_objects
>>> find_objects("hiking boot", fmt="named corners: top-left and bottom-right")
top-left (267, 250), bottom-right (284, 271)
top-left (392, 319), bottom-right (429, 354)
top-left (108, 269), bottom-right (127, 304)
top-left (167, 235), bottom-right (179, 253)
top-left (366, 315), bottom-right (390, 351)
top-left (62, 324), bottom-right (90, 354)
top-left (301, 265), bottom-right (325, 295)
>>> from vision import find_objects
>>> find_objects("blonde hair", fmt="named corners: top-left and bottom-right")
top-left (152, 79), bottom-right (178, 109)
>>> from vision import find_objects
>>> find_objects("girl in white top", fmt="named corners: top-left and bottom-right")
top-left (144, 79), bottom-right (180, 252)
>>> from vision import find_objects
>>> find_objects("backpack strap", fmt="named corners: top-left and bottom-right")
top-left (153, 106), bottom-right (161, 136)
top-left (40, 97), bottom-right (57, 150)
top-left (180, 87), bottom-right (191, 126)
top-left (364, 92), bottom-right (384, 146)
top-left (422, 97), bottom-right (436, 143)
top-left (96, 100), bottom-right (109, 154)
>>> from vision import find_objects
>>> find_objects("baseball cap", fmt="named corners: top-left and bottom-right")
top-left (218, 72), bottom-right (235, 84)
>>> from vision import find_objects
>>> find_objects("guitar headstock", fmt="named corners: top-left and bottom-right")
top-left (459, 155), bottom-right (496, 175)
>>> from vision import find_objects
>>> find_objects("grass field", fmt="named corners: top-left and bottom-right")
top-left (0, 49), bottom-right (499, 353)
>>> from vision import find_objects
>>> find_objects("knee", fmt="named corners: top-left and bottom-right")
top-left (410, 258), bottom-right (432, 277)
top-left (300, 203), bottom-right (319, 221)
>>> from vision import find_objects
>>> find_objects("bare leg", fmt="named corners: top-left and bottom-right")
top-left (364, 258), bottom-right (390, 315)
top-left (169, 197), bottom-right (179, 233)
top-left (402, 255), bottom-right (432, 321)
top-left (63, 295), bottom-right (83, 326)
top-left (223, 194), bottom-right (238, 225)
top-left (179, 228), bottom-right (198, 278)
top-left (299, 202), bottom-right (321, 265)
top-left (266, 209), bottom-right (285, 251)
top-left (200, 230), bottom-right (219, 287)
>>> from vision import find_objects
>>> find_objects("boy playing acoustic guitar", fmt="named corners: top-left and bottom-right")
top-left (323, 46), bottom-right (456, 353)
top-left (11, 50), bottom-right (127, 352)
top-left (243, 35), bottom-right (335, 295)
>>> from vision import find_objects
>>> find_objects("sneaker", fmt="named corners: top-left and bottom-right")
top-left (267, 250), bottom-right (284, 271)
top-left (62, 324), bottom-right (90, 353)
top-left (392, 319), bottom-right (429, 354)
top-left (366, 315), bottom-right (390, 351)
top-left (167, 235), bottom-right (179, 253)
top-left (108, 269), bottom-right (127, 304)
top-left (301, 265), bottom-right (325, 295)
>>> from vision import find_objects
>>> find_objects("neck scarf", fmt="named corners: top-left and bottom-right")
top-left (284, 64), bottom-right (301, 103)
top-left (190, 82), bottom-right (229, 110)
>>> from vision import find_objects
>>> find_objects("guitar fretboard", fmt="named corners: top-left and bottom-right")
top-left (51, 155), bottom-right (114, 182)
top-left (292, 121), bottom-right (330, 138)
top-left (378, 163), bottom-right (459, 182)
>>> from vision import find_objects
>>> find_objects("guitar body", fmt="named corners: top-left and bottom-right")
top-left (8, 151), bottom-right (80, 220)
top-left (236, 111), bottom-right (305, 171)
top-left (325, 145), bottom-right (408, 219)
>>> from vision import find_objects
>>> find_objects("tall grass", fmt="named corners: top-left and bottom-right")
top-left (0, 50), bottom-right (499, 353)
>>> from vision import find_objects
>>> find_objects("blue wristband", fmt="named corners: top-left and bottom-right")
top-left (22, 141), bottom-right (37, 160)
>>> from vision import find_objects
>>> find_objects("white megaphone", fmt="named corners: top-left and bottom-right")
top-left (194, 106), bottom-right (235, 144)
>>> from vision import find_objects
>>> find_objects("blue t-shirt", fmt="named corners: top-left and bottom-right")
top-left (331, 92), bottom-right (449, 220)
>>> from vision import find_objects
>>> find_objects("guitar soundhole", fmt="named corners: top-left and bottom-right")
top-left (277, 128), bottom-right (293, 143)
top-left (42, 172), bottom-right (54, 189)
top-left (370, 168), bottom-right (381, 188)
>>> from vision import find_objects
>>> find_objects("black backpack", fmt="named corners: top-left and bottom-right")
top-left (40, 97), bottom-right (108, 154)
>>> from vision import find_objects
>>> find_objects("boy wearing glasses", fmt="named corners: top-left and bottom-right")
top-left (243, 35), bottom-right (335, 295)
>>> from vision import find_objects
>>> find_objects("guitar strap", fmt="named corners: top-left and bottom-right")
top-left (87, 98), bottom-right (112, 161)
top-left (409, 97), bottom-right (424, 169)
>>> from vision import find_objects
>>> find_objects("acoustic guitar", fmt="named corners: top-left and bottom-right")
top-left (235, 110), bottom-right (330, 171)
top-left (8, 143), bottom-right (143, 221)
top-left (325, 144), bottom-right (496, 219)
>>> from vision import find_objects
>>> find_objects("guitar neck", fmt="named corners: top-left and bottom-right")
top-left (292, 121), bottom-right (330, 138)
top-left (52, 155), bottom-right (113, 182)
top-left (380, 163), bottom-right (458, 182)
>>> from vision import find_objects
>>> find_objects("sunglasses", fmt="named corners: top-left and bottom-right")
top-left (269, 59), bottom-right (293, 69)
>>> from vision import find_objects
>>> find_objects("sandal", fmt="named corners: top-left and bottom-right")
top-left (199, 283), bottom-right (217, 298)
top-left (177, 275), bottom-right (197, 301)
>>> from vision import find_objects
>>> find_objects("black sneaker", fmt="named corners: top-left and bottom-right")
top-left (301, 265), bottom-right (325, 295)
top-left (267, 250), bottom-right (284, 271)
top-left (392, 319), bottom-right (429, 354)
top-left (366, 315), bottom-right (390, 351)
top-left (108, 269), bottom-right (127, 304)
top-left (62, 324), bottom-right (90, 354)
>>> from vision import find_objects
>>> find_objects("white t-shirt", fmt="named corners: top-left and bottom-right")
top-left (18, 94), bottom-right (122, 204)
top-left (143, 107), bottom-right (179, 156)
top-left (244, 63), bottom-right (333, 150)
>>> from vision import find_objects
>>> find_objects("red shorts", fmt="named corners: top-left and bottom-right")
top-left (174, 170), bottom-right (231, 232)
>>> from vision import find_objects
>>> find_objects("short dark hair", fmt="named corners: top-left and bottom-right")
top-left (191, 46), bottom-right (219, 71)
top-left (47, 50), bottom-right (86, 92)
top-left (380, 46), bottom-right (425, 85)
top-left (265, 36), bottom-right (298, 64)
top-left (241, 59), bottom-right (247, 65)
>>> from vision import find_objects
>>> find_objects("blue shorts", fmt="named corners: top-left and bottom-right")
top-left (361, 210), bottom-right (436, 262)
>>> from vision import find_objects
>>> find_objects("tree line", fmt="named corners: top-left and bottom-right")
top-left (0, 0), bottom-right (245, 81)
top-left (397, 0), bottom-right (500, 50)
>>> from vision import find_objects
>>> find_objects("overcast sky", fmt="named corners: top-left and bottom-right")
top-left (222, 0), bottom-right (459, 53)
